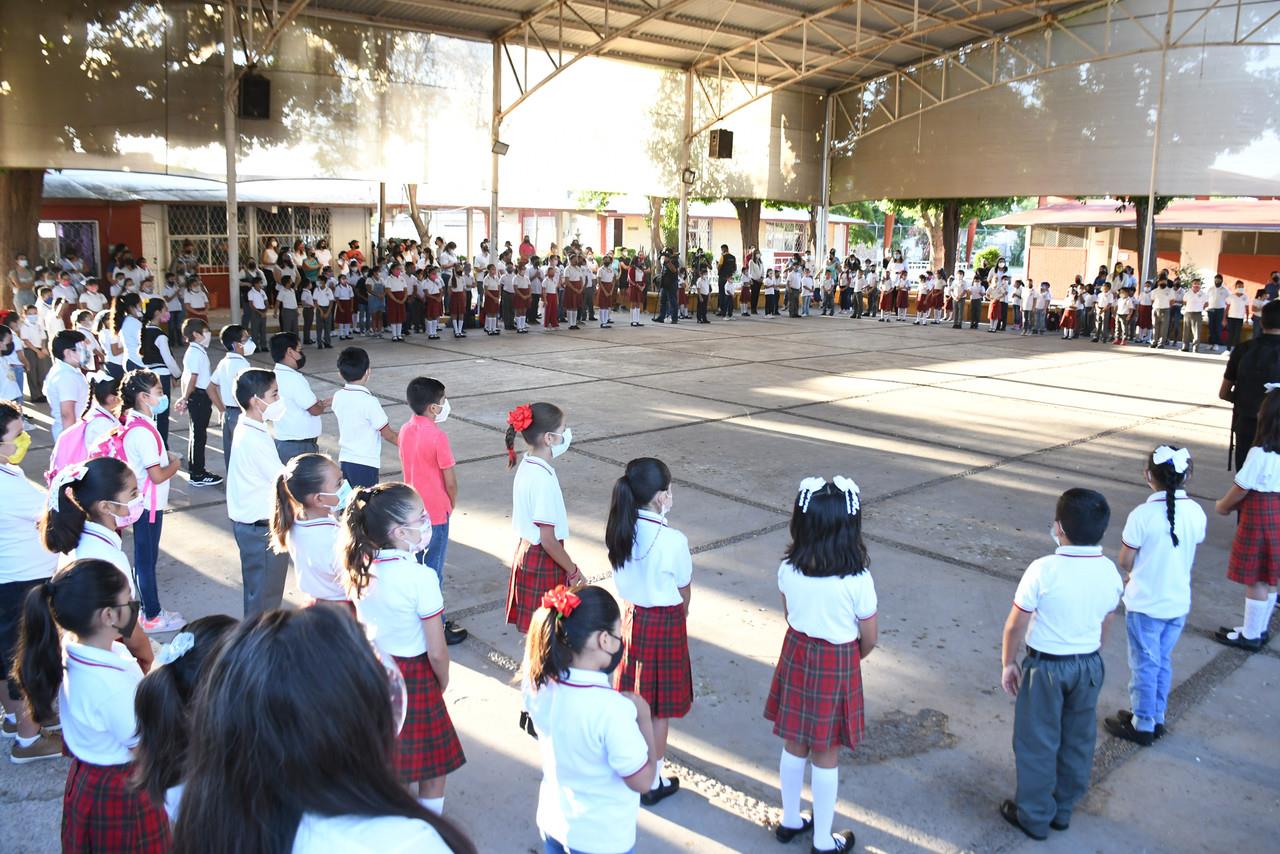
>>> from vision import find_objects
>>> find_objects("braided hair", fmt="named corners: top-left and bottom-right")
top-left (1146, 446), bottom-right (1191, 546)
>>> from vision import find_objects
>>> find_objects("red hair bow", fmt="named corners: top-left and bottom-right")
top-left (507, 404), bottom-right (534, 433)
top-left (540, 585), bottom-right (580, 618)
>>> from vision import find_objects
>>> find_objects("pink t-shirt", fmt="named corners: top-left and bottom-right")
top-left (398, 415), bottom-right (456, 524)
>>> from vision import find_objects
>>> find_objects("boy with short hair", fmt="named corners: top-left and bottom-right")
top-left (999, 488), bottom-right (1122, 840)
top-left (177, 317), bottom-right (222, 487)
top-left (399, 376), bottom-right (467, 646)
top-left (331, 346), bottom-right (398, 487)
top-left (209, 324), bottom-right (253, 469)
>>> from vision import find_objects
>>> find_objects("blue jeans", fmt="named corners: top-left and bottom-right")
top-left (1126, 611), bottom-right (1186, 732)
top-left (542, 835), bottom-right (632, 854)
top-left (11, 364), bottom-right (24, 407)
top-left (133, 510), bottom-right (165, 619)
top-left (416, 518), bottom-right (450, 619)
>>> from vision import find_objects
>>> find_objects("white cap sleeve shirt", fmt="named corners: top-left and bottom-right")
top-left (293, 813), bottom-right (450, 853)
top-left (1120, 491), bottom-right (1207, 619)
top-left (60, 640), bottom-right (144, 765)
top-left (1234, 447), bottom-right (1280, 492)
top-left (332, 385), bottom-right (389, 468)
top-left (777, 561), bottom-right (878, 645)
top-left (523, 668), bottom-right (650, 853)
top-left (612, 510), bottom-right (692, 607)
top-left (351, 549), bottom-right (444, 658)
top-left (288, 518), bottom-right (345, 601)
top-left (0, 463), bottom-right (59, 582)
top-left (270, 364), bottom-right (321, 440)
top-left (1013, 546), bottom-right (1123, 655)
top-left (512, 455), bottom-right (569, 543)
top-left (69, 522), bottom-right (138, 596)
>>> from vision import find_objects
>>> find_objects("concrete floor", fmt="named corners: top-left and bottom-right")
top-left (3, 312), bottom-right (1278, 853)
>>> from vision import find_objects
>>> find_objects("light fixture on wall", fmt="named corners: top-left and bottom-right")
top-left (492, 140), bottom-right (510, 155)
top-left (681, 168), bottom-right (696, 185)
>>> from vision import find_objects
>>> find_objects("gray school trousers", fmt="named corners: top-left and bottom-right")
top-left (232, 520), bottom-right (289, 618)
top-left (1013, 650), bottom-right (1104, 837)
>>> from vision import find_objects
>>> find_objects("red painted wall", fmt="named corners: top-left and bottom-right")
top-left (40, 201), bottom-right (142, 275)
top-left (1218, 254), bottom-right (1280, 291)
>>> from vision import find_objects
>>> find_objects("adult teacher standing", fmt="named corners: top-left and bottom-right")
top-left (1221, 300), bottom-right (1280, 469)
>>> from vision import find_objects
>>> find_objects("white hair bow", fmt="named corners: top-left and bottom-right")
top-left (832, 476), bottom-right (862, 515)
top-left (1265, 382), bottom-right (1280, 394)
top-left (1152, 445), bottom-right (1191, 474)
top-left (797, 477), bottom-right (827, 512)
top-left (155, 631), bottom-right (194, 667)
top-left (46, 463), bottom-right (90, 510)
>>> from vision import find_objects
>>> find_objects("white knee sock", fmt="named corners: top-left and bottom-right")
top-left (419, 797), bottom-right (444, 815)
top-left (1266, 591), bottom-right (1278, 626)
top-left (810, 765), bottom-right (839, 851)
top-left (779, 749), bottom-right (806, 829)
top-left (631, 307), bottom-right (639, 323)
top-left (1243, 597), bottom-right (1269, 639)
top-left (651, 757), bottom-right (668, 790)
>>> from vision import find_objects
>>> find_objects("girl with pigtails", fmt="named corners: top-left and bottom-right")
top-left (269, 452), bottom-right (352, 607)
top-left (1103, 446), bottom-right (1206, 746)
top-left (604, 457), bottom-right (692, 807)
top-left (765, 477), bottom-right (878, 854)
top-left (504, 402), bottom-right (582, 633)
top-left (522, 584), bottom-right (658, 854)
top-left (339, 482), bottom-right (465, 814)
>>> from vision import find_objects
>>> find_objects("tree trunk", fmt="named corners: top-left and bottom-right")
top-left (1133, 196), bottom-right (1154, 282)
top-left (730, 199), bottom-right (762, 258)
top-left (377, 182), bottom-right (386, 260)
top-left (919, 209), bottom-right (943, 274)
top-left (807, 204), bottom-right (819, 254)
top-left (647, 195), bottom-right (665, 254)
top-left (405, 184), bottom-right (430, 244)
top-left (941, 200), bottom-right (960, 276)
top-left (0, 168), bottom-right (45, 312)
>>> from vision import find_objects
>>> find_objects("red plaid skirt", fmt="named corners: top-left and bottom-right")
top-left (628, 285), bottom-right (646, 305)
top-left (614, 603), bottom-right (693, 719)
top-left (482, 290), bottom-right (500, 318)
top-left (449, 291), bottom-right (467, 317)
top-left (393, 653), bottom-right (466, 783)
top-left (543, 294), bottom-right (560, 328)
top-left (336, 298), bottom-right (353, 323)
top-left (425, 294), bottom-right (443, 320)
top-left (880, 291), bottom-right (894, 311)
top-left (516, 289), bottom-right (532, 311)
top-left (1062, 308), bottom-right (1077, 329)
top-left (1228, 492), bottom-right (1280, 586)
top-left (1137, 304), bottom-right (1153, 328)
top-left (507, 540), bottom-right (566, 632)
top-left (764, 627), bottom-right (864, 750)
top-left (988, 300), bottom-right (1003, 322)
top-left (62, 758), bottom-right (169, 854)
top-left (596, 286), bottom-right (612, 309)
top-left (739, 282), bottom-right (751, 301)
top-left (897, 290), bottom-right (909, 309)
top-left (677, 286), bottom-right (688, 307)
top-left (564, 288), bottom-right (584, 310)
top-left (385, 297), bottom-right (406, 324)
top-left (932, 290), bottom-right (946, 310)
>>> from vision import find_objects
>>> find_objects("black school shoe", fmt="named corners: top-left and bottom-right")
top-left (1000, 800), bottom-right (1048, 841)
top-left (811, 830), bottom-right (855, 853)
top-left (443, 621), bottom-right (468, 645)
top-left (640, 777), bottom-right (679, 806)
top-left (774, 814), bottom-right (813, 843)
top-left (1214, 626), bottom-right (1267, 650)
top-left (1103, 713), bottom-right (1153, 746)
top-left (1116, 709), bottom-right (1166, 739)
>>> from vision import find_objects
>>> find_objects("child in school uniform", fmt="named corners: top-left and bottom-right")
top-left (765, 478), bottom-right (877, 854)
top-left (335, 274), bottom-right (355, 341)
top-left (383, 264), bottom-right (407, 343)
top-left (477, 264), bottom-right (499, 336)
top-left (543, 262), bottom-right (562, 330)
top-left (270, 452), bottom-right (350, 607)
top-left (177, 318), bottom-right (222, 487)
top-left (225, 368), bottom-right (290, 618)
top-left (694, 267), bottom-right (712, 324)
top-left (1114, 287), bottom-right (1136, 345)
top-left (1213, 388), bottom-right (1280, 650)
top-left (341, 482), bottom-right (466, 812)
top-left (513, 267), bottom-right (534, 334)
top-left (14, 559), bottom-right (170, 852)
top-left (449, 265), bottom-right (469, 338)
top-left (131, 614), bottom-right (237, 822)
top-left (314, 276), bottom-right (335, 348)
top-left (595, 261), bottom-right (615, 328)
top-left (801, 269), bottom-right (815, 317)
top-left (332, 347), bottom-right (398, 488)
top-left (505, 402), bottom-right (583, 633)
top-left (605, 457), bottom-right (692, 806)
top-left (999, 488), bottom-right (1122, 841)
top-left (208, 324), bottom-right (252, 471)
top-left (45, 329), bottom-right (90, 442)
top-left (245, 278), bottom-right (269, 351)
top-left (762, 269), bottom-right (778, 317)
top-left (1103, 445), bottom-right (1206, 746)
top-left (523, 584), bottom-right (658, 854)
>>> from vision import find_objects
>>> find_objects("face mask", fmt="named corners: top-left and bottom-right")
top-left (603, 634), bottom-right (625, 676)
top-left (294, 351), bottom-right (307, 370)
top-left (659, 487), bottom-right (674, 518)
top-left (319, 480), bottom-right (355, 511)
top-left (24, 314), bottom-right (38, 325)
top-left (1, 340), bottom-right (12, 357)
top-left (1049, 522), bottom-right (1061, 548)
top-left (262, 398), bottom-right (287, 422)
top-left (113, 600), bottom-right (141, 638)
top-left (110, 496), bottom-right (146, 529)
top-left (549, 427), bottom-right (572, 459)
top-left (77, 343), bottom-right (92, 364)
top-left (433, 398), bottom-right (451, 424)
top-left (18, 260), bottom-right (28, 268)
top-left (199, 332), bottom-right (212, 348)
top-left (240, 339), bottom-right (256, 356)
top-left (4, 430), bottom-right (31, 464)
top-left (401, 518), bottom-right (432, 553)
top-left (151, 393), bottom-right (169, 416)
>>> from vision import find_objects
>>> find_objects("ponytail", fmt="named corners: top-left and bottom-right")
top-left (270, 473), bottom-right (296, 554)
top-left (1146, 446), bottom-right (1191, 547)
top-left (270, 453), bottom-right (338, 553)
top-left (504, 401), bottom-right (564, 469)
top-left (338, 483), bottom-right (418, 597)
top-left (41, 457), bottom-right (133, 555)
top-left (15, 559), bottom-right (128, 723)
top-left (118, 368), bottom-right (159, 417)
top-left (80, 372), bottom-right (122, 421)
top-left (524, 585), bottom-right (620, 689)
top-left (605, 457), bottom-right (671, 570)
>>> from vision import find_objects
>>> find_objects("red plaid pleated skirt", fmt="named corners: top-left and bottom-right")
top-left (393, 653), bottom-right (466, 783)
top-left (595, 286), bottom-right (612, 309)
top-left (336, 298), bottom-right (353, 323)
top-left (507, 540), bottom-right (567, 632)
top-left (880, 291), bottom-right (893, 311)
top-left (988, 300), bottom-right (1003, 321)
top-left (62, 758), bottom-right (170, 854)
top-left (764, 627), bottom-right (865, 750)
top-left (564, 288), bottom-right (583, 310)
top-left (449, 291), bottom-right (467, 317)
top-left (677, 286), bottom-right (688, 307)
top-left (482, 290), bottom-right (500, 318)
top-left (1227, 492), bottom-right (1280, 586)
top-left (932, 290), bottom-right (946, 310)
top-left (425, 295), bottom-right (443, 320)
top-left (1062, 308), bottom-right (1077, 330)
top-left (386, 297), bottom-right (406, 323)
top-left (739, 282), bottom-right (751, 301)
top-left (614, 603), bottom-right (693, 719)
top-left (628, 284), bottom-right (645, 305)
top-left (1138, 304), bottom-right (1153, 328)
top-left (516, 289), bottom-right (532, 311)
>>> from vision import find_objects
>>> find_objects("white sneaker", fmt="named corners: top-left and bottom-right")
top-left (140, 609), bottom-right (186, 634)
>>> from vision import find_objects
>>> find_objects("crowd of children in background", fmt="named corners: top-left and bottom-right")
top-left (1, 235), bottom-right (1279, 853)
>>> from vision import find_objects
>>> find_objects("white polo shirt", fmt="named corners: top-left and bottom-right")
top-left (1235, 446), bottom-right (1280, 492)
top-left (211, 352), bottom-right (250, 410)
top-left (513, 455), bottom-right (569, 542)
top-left (288, 517), bottom-right (346, 601)
top-left (613, 510), bottom-right (692, 608)
top-left (183, 288), bottom-right (208, 311)
top-left (332, 384), bottom-right (389, 468)
top-left (271, 364), bottom-right (321, 440)
top-left (1120, 490), bottom-right (1206, 619)
top-left (227, 416), bottom-right (284, 523)
top-left (524, 668), bottom-right (649, 854)
top-left (79, 290), bottom-right (108, 313)
top-left (0, 463), bottom-right (59, 582)
top-left (1151, 287), bottom-right (1175, 310)
top-left (778, 561), bottom-right (877, 645)
top-left (1013, 546), bottom-right (1122, 655)
top-left (293, 814), bottom-right (449, 853)
top-left (247, 288), bottom-right (268, 310)
top-left (180, 341), bottom-right (211, 392)
top-left (69, 521), bottom-right (138, 595)
top-left (351, 549), bottom-right (443, 658)
top-left (1183, 289), bottom-right (1208, 313)
top-left (60, 640), bottom-right (143, 766)
top-left (1207, 285), bottom-right (1229, 309)
top-left (122, 411), bottom-right (170, 512)
top-left (44, 359), bottom-right (89, 442)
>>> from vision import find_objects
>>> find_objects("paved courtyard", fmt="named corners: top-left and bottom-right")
top-left (4, 314), bottom-right (1279, 853)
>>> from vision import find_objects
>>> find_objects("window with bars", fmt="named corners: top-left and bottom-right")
top-left (686, 217), bottom-right (713, 254)
top-left (38, 221), bottom-right (99, 275)
top-left (764, 221), bottom-right (808, 254)
top-left (256, 206), bottom-right (331, 255)
top-left (166, 205), bottom-right (248, 267)
top-left (1030, 226), bottom-right (1087, 248)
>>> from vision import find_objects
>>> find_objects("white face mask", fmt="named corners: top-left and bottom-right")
top-left (240, 339), bottom-right (256, 356)
top-left (261, 398), bottom-right (286, 422)
top-left (1049, 522), bottom-right (1061, 547)
top-left (17, 259), bottom-right (28, 268)
top-left (548, 427), bottom-right (572, 459)
top-left (433, 398), bottom-right (451, 424)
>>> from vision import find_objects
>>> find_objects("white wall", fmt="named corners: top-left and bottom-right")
top-left (329, 208), bottom-right (370, 258)
top-left (1180, 229), bottom-right (1223, 279)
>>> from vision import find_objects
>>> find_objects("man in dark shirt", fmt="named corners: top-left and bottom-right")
top-left (716, 244), bottom-right (737, 318)
top-left (1222, 300), bottom-right (1280, 469)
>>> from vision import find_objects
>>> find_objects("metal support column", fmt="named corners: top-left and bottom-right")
top-left (490, 40), bottom-right (501, 254)
top-left (677, 70), bottom-right (692, 262)
top-left (1143, 0), bottom-right (1176, 283)
top-left (224, 0), bottom-right (241, 324)
top-left (816, 94), bottom-right (834, 266)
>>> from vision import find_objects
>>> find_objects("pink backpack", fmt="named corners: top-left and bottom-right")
top-left (89, 414), bottom-right (165, 522)
top-left (45, 410), bottom-right (119, 486)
